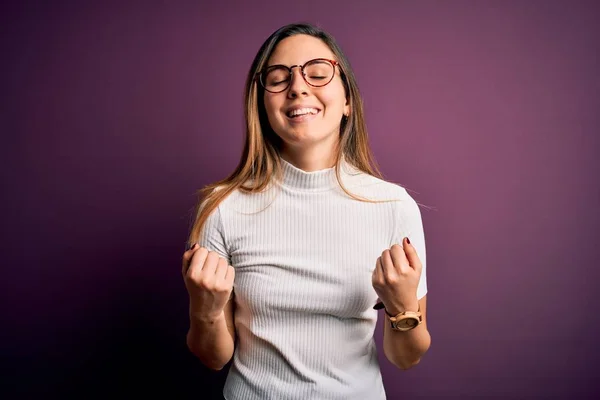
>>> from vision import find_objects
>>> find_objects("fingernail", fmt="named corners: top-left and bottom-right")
top-left (373, 302), bottom-right (384, 310)
top-left (406, 237), bottom-right (411, 244)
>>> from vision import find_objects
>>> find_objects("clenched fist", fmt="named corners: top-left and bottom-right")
top-left (372, 237), bottom-right (422, 315)
top-left (182, 244), bottom-right (235, 321)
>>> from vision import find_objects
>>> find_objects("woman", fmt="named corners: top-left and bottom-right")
top-left (181, 22), bottom-right (431, 400)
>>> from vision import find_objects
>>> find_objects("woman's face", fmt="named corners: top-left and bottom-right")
top-left (262, 34), bottom-right (349, 151)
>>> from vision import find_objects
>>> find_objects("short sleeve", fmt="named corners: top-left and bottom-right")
top-left (392, 190), bottom-right (428, 300)
top-left (197, 205), bottom-right (232, 266)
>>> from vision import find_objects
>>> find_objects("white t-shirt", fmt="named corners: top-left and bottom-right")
top-left (198, 156), bottom-right (428, 400)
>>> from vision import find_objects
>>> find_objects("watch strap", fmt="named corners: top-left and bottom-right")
top-left (373, 301), bottom-right (421, 317)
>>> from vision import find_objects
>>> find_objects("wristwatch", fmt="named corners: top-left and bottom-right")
top-left (374, 302), bottom-right (422, 332)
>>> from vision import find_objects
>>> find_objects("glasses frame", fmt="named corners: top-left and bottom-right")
top-left (255, 58), bottom-right (341, 93)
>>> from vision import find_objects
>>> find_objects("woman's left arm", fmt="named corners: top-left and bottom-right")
top-left (373, 233), bottom-right (431, 370)
top-left (373, 193), bottom-right (431, 369)
top-left (381, 294), bottom-right (431, 370)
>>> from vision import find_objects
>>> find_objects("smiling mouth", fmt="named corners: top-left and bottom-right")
top-left (286, 108), bottom-right (320, 118)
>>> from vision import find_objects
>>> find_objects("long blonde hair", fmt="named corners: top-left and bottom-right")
top-left (187, 23), bottom-right (408, 248)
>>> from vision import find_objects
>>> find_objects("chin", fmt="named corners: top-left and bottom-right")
top-left (283, 131), bottom-right (337, 146)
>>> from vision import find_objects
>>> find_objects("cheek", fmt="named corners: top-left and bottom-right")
top-left (320, 86), bottom-right (347, 113)
top-left (264, 95), bottom-right (284, 121)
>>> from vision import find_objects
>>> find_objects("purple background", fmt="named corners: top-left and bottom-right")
top-left (3, 1), bottom-right (599, 398)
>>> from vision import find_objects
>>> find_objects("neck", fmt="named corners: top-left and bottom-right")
top-left (278, 153), bottom-right (355, 192)
top-left (279, 141), bottom-right (340, 172)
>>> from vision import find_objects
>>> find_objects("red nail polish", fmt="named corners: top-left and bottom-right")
top-left (406, 237), bottom-right (411, 244)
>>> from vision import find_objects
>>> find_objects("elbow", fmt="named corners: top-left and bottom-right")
top-left (386, 352), bottom-right (421, 371)
top-left (187, 343), bottom-right (229, 371)
top-left (205, 354), bottom-right (234, 371)
top-left (186, 334), bottom-right (232, 371)
top-left (206, 362), bottom-right (228, 371)
top-left (397, 357), bottom-right (421, 371)
top-left (395, 337), bottom-right (431, 371)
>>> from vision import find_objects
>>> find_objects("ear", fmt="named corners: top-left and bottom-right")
top-left (344, 101), bottom-right (350, 117)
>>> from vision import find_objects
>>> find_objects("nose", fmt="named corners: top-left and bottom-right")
top-left (287, 66), bottom-right (309, 98)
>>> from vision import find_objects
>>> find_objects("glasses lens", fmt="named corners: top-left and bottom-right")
top-left (260, 60), bottom-right (336, 92)
top-left (263, 66), bottom-right (290, 92)
top-left (304, 60), bottom-right (334, 87)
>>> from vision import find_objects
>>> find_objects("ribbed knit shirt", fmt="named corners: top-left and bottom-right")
top-left (198, 156), bottom-right (428, 400)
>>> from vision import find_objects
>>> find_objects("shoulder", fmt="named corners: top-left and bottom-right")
top-left (210, 182), bottom-right (278, 216)
top-left (341, 167), bottom-right (412, 203)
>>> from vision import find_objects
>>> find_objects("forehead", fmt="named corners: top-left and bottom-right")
top-left (267, 34), bottom-right (335, 66)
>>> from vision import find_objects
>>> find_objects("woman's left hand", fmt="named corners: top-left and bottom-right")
top-left (372, 237), bottom-right (422, 314)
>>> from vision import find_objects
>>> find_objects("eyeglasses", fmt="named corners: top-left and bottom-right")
top-left (256, 58), bottom-right (340, 93)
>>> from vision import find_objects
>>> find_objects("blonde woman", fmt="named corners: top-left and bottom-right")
top-left (181, 22), bottom-right (431, 400)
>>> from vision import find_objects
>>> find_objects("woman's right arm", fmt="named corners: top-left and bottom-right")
top-left (182, 245), bottom-right (236, 370)
top-left (186, 296), bottom-right (236, 370)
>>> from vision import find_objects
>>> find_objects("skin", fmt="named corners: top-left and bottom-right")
top-left (374, 238), bottom-right (430, 370)
top-left (263, 34), bottom-right (350, 172)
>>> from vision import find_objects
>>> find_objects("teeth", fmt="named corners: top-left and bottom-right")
top-left (288, 108), bottom-right (318, 117)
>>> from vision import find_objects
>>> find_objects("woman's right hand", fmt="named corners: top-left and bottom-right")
top-left (182, 244), bottom-right (235, 321)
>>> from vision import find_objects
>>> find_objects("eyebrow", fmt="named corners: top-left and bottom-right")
top-left (266, 58), bottom-right (335, 68)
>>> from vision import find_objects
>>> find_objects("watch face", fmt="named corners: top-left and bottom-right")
top-left (405, 319), bottom-right (417, 327)
top-left (399, 318), bottom-right (418, 329)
